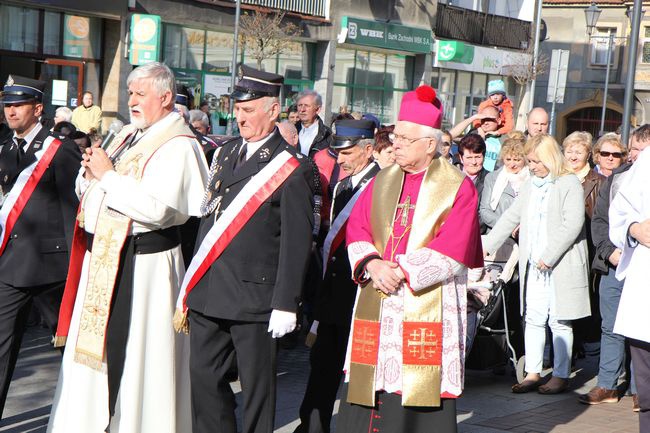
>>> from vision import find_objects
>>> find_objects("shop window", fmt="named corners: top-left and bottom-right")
top-left (204, 30), bottom-right (234, 73)
top-left (590, 27), bottom-right (617, 67)
top-left (642, 27), bottom-right (650, 63)
top-left (0, 5), bottom-right (39, 53)
top-left (334, 48), bottom-right (356, 84)
top-left (163, 25), bottom-right (204, 70)
top-left (44, 11), bottom-right (61, 56)
top-left (278, 41), bottom-right (306, 81)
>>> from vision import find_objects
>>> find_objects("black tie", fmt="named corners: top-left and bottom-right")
top-left (234, 142), bottom-right (248, 171)
top-left (15, 139), bottom-right (26, 161)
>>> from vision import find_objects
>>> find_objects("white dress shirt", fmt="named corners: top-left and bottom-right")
top-left (298, 121), bottom-right (319, 156)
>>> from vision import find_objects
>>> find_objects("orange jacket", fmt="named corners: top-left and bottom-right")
top-left (472, 97), bottom-right (514, 135)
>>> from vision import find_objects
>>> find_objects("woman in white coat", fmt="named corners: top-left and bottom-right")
top-left (483, 134), bottom-right (590, 395)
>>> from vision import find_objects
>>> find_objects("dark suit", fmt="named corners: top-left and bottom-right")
top-left (295, 162), bottom-right (379, 433)
top-left (188, 130), bottom-right (314, 433)
top-left (0, 124), bottom-right (80, 416)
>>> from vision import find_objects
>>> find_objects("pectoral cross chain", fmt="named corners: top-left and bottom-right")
top-left (396, 195), bottom-right (415, 227)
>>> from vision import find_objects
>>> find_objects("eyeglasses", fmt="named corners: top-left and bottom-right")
top-left (441, 141), bottom-right (452, 146)
top-left (599, 151), bottom-right (623, 158)
top-left (388, 133), bottom-right (426, 145)
top-left (480, 117), bottom-right (497, 122)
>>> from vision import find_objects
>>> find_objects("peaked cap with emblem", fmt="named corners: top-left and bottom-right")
top-left (231, 64), bottom-right (283, 102)
top-left (331, 119), bottom-right (375, 150)
top-left (0, 75), bottom-right (46, 104)
top-left (176, 83), bottom-right (191, 107)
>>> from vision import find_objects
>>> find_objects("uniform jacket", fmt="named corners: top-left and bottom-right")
top-left (315, 163), bottom-right (379, 326)
top-left (187, 130), bottom-right (315, 321)
top-left (297, 117), bottom-right (333, 158)
top-left (483, 174), bottom-right (590, 320)
top-left (0, 126), bottom-right (81, 287)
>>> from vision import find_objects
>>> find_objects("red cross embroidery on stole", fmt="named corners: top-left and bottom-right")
top-left (402, 322), bottom-right (442, 365)
top-left (351, 320), bottom-right (380, 364)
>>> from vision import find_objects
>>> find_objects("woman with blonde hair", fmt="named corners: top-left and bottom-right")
top-left (593, 133), bottom-right (626, 177)
top-left (483, 134), bottom-right (590, 395)
top-left (479, 136), bottom-right (529, 231)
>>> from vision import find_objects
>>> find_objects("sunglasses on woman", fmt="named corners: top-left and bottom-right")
top-left (599, 151), bottom-right (623, 158)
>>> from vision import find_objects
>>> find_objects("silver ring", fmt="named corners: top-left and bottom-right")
top-left (379, 278), bottom-right (383, 283)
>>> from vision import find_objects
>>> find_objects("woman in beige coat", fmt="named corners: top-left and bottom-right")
top-left (483, 134), bottom-right (590, 395)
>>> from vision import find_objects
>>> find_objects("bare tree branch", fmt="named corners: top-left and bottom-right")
top-left (239, 11), bottom-right (302, 70)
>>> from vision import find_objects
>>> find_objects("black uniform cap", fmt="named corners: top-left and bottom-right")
top-left (231, 64), bottom-right (283, 102)
top-left (0, 75), bottom-right (46, 104)
top-left (331, 119), bottom-right (376, 150)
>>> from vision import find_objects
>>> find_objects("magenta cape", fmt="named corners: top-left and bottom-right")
top-left (346, 169), bottom-right (483, 269)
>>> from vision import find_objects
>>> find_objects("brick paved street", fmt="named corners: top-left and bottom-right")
top-left (0, 327), bottom-right (639, 433)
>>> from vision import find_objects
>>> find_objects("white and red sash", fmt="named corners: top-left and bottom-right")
top-left (174, 150), bottom-right (300, 330)
top-left (0, 136), bottom-right (62, 256)
top-left (321, 180), bottom-right (370, 276)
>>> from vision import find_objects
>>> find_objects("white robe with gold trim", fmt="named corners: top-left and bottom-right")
top-left (47, 113), bottom-right (209, 433)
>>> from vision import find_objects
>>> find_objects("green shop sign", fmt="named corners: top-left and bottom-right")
top-left (341, 16), bottom-right (432, 54)
top-left (437, 41), bottom-right (474, 63)
top-left (129, 14), bottom-right (161, 66)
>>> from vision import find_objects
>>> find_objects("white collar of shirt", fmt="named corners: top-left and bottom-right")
top-left (350, 161), bottom-right (376, 189)
top-left (298, 120), bottom-right (319, 155)
top-left (13, 122), bottom-right (42, 151)
top-left (243, 130), bottom-right (275, 160)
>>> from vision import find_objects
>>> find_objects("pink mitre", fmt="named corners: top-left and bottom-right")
top-left (397, 85), bottom-right (443, 129)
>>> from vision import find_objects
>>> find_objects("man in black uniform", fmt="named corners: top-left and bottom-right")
top-left (0, 75), bottom-right (80, 416)
top-left (185, 65), bottom-right (315, 433)
top-left (294, 119), bottom-right (379, 433)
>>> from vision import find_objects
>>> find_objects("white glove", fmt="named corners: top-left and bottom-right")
top-left (267, 309), bottom-right (297, 338)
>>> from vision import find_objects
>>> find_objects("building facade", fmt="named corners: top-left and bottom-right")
top-left (0, 0), bottom-right (532, 130)
top-left (538, 0), bottom-right (650, 140)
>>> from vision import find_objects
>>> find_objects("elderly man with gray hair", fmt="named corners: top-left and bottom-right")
top-left (47, 61), bottom-right (209, 433)
top-left (53, 106), bottom-right (73, 125)
top-left (296, 89), bottom-right (333, 157)
top-left (294, 118), bottom-right (379, 433)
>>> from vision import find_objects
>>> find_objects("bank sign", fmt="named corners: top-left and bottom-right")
top-left (434, 40), bottom-right (530, 75)
top-left (341, 16), bottom-right (432, 54)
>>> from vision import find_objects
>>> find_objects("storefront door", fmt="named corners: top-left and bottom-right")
top-left (39, 59), bottom-right (84, 118)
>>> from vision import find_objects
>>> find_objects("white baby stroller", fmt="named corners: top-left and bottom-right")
top-left (466, 237), bottom-right (526, 382)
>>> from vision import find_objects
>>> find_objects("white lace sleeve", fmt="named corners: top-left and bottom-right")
top-left (396, 247), bottom-right (464, 292)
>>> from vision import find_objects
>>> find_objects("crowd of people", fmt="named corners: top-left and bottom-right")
top-left (1, 64), bottom-right (649, 433)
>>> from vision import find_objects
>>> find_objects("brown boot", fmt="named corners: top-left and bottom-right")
top-left (578, 387), bottom-right (619, 405)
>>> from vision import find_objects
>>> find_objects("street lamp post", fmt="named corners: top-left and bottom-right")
top-left (226, 0), bottom-right (242, 137)
top-left (622, 0), bottom-right (644, 145)
top-left (584, 2), bottom-right (611, 137)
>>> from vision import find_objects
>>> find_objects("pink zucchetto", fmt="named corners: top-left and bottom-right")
top-left (397, 85), bottom-right (443, 129)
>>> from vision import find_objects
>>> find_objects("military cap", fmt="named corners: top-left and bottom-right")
top-left (0, 75), bottom-right (46, 104)
top-left (231, 64), bottom-right (283, 102)
top-left (331, 119), bottom-right (375, 150)
top-left (176, 83), bottom-right (190, 107)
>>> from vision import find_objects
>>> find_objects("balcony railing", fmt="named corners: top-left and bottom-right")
top-left (435, 3), bottom-right (531, 50)
top-left (241, 0), bottom-right (328, 18)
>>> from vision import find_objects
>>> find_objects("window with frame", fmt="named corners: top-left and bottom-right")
top-left (642, 26), bottom-right (650, 63)
top-left (591, 27), bottom-right (617, 66)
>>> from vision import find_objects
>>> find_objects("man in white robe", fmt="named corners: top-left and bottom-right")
top-left (47, 62), bottom-right (208, 433)
top-left (609, 134), bottom-right (650, 431)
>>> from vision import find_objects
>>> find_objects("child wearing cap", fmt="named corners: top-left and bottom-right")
top-left (472, 79), bottom-right (514, 135)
